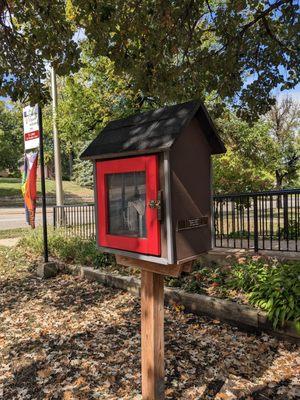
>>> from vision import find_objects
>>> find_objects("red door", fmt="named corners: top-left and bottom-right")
top-left (96, 155), bottom-right (161, 256)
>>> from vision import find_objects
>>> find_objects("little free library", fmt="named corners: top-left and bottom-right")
top-left (81, 99), bottom-right (226, 400)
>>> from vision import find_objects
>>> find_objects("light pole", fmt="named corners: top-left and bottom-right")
top-left (51, 66), bottom-right (64, 208)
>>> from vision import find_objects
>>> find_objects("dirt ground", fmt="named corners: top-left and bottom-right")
top-left (0, 248), bottom-right (299, 400)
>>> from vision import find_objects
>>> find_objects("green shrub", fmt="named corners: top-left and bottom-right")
top-left (228, 258), bottom-right (270, 291)
top-left (166, 264), bottom-right (228, 294)
top-left (278, 219), bottom-right (300, 240)
top-left (19, 230), bottom-right (114, 269)
top-left (19, 231), bottom-right (300, 331)
top-left (227, 230), bottom-right (250, 239)
top-left (228, 257), bottom-right (300, 330)
top-left (72, 158), bottom-right (94, 188)
top-left (167, 277), bottom-right (204, 294)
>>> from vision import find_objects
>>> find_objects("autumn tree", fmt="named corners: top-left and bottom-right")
top-left (57, 47), bottom-right (141, 151)
top-left (0, 1), bottom-right (299, 119)
top-left (213, 113), bottom-right (275, 193)
top-left (265, 97), bottom-right (300, 188)
top-left (0, 101), bottom-right (23, 173)
top-left (55, 44), bottom-right (157, 186)
top-left (46, 45), bottom-right (300, 193)
top-left (0, 1), bottom-right (79, 103)
top-left (213, 98), bottom-right (300, 193)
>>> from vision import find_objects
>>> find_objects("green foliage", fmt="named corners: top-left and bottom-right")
top-left (213, 97), bottom-right (300, 193)
top-left (54, 47), bottom-right (299, 195)
top-left (72, 158), bottom-right (94, 189)
top-left (0, 227), bottom-right (28, 240)
top-left (66, 0), bottom-right (299, 119)
top-left (166, 265), bottom-right (228, 295)
top-left (0, 2), bottom-right (299, 118)
top-left (0, 1), bottom-right (79, 103)
top-left (0, 177), bottom-right (93, 198)
top-left (19, 231), bottom-right (114, 269)
top-left (265, 97), bottom-right (300, 189)
top-left (227, 230), bottom-right (250, 239)
top-left (0, 102), bottom-right (23, 172)
top-left (228, 258), bottom-right (300, 330)
top-left (167, 275), bottom-right (204, 294)
top-left (168, 257), bottom-right (300, 330)
top-left (228, 259), bottom-right (270, 292)
top-left (57, 48), bottom-right (155, 156)
top-left (213, 113), bottom-right (275, 193)
top-left (278, 219), bottom-right (300, 240)
top-left (18, 229), bottom-right (300, 331)
top-left (213, 148), bottom-right (274, 193)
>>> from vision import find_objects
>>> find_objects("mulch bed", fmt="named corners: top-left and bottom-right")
top-left (0, 249), bottom-right (299, 399)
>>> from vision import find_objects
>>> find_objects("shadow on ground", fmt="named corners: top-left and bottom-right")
top-left (0, 265), bottom-right (298, 399)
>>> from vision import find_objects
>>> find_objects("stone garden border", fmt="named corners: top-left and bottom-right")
top-left (57, 262), bottom-right (299, 344)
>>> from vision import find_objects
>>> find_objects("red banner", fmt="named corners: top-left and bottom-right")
top-left (24, 130), bottom-right (40, 141)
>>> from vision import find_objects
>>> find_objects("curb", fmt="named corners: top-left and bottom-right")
top-left (60, 263), bottom-right (299, 344)
top-left (200, 249), bottom-right (300, 263)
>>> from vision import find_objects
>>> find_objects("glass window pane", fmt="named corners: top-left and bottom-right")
top-left (107, 171), bottom-right (147, 238)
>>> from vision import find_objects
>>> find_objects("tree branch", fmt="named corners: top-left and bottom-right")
top-left (239, 0), bottom-right (288, 37)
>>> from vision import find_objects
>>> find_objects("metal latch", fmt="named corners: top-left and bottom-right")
top-left (148, 199), bottom-right (161, 209)
top-left (148, 191), bottom-right (163, 221)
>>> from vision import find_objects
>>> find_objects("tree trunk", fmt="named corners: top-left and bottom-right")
top-left (275, 170), bottom-right (283, 189)
top-left (69, 152), bottom-right (73, 178)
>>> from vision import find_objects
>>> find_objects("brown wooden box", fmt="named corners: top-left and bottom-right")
top-left (81, 100), bottom-right (225, 266)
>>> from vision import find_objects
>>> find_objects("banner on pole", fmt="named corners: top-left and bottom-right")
top-left (23, 105), bottom-right (40, 150)
top-left (22, 152), bottom-right (38, 229)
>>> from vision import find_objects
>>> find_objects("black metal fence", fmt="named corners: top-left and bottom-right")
top-left (53, 188), bottom-right (300, 252)
top-left (53, 204), bottom-right (96, 240)
top-left (214, 189), bottom-right (300, 252)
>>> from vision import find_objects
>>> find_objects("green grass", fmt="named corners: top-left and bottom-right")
top-left (0, 227), bottom-right (31, 240)
top-left (0, 177), bottom-right (94, 198)
top-left (0, 226), bottom-right (56, 240)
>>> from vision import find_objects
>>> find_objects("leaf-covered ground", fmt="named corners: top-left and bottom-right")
top-left (0, 247), bottom-right (299, 400)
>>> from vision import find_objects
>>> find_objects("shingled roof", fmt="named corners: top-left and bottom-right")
top-left (81, 100), bottom-right (225, 160)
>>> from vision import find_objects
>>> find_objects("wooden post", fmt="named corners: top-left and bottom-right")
top-left (141, 270), bottom-right (165, 400)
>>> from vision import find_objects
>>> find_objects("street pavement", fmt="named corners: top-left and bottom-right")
top-left (0, 207), bottom-right (53, 230)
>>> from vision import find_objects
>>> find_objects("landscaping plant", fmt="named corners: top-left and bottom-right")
top-left (19, 231), bottom-right (300, 331)
top-left (228, 257), bottom-right (300, 331)
top-left (19, 230), bottom-right (114, 269)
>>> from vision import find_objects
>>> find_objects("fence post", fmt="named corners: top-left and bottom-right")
top-left (253, 195), bottom-right (259, 253)
top-left (53, 207), bottom-right (56, 230)
top-left (283, 193), bottom-right (289, 240)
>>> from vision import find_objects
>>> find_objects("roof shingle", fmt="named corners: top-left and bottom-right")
top-left (81, 100), bottom-right (225, 160)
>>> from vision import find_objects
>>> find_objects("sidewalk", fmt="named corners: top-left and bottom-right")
top-left (0, 207), bottom-right (53, 230)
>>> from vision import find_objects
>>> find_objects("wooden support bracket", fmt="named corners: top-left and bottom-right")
top-left (116, 255), bottom-right (193, 277)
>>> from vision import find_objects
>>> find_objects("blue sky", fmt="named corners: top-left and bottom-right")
top-left (276, 84), bottom-right (300, 102)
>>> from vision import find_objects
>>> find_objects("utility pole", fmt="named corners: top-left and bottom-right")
top-left (51, 66), bottom-right (64, 207)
